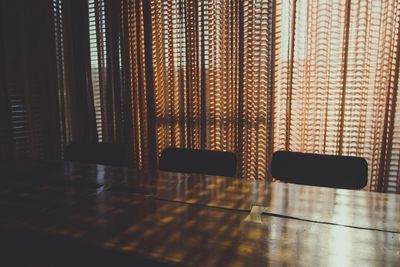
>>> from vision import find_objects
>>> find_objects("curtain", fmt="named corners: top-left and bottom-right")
top-left (119, 0), bottom-right (157, 169)
top-left (50, 0), bottom-right (400, 193)
top-left (54, 0), bottom-right (98, 145)
top-left (151, 0), bottom-right (275, 179)
top-left (149, 0), bottom-right (400, 192)
top-left (54, 0), bottom-right (157, 168)
top-left (274, 0), bottom-right (400, 192)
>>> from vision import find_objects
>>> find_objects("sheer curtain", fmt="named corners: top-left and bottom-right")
top-left (53, 0), bottom-right (98, 145)
top-left (53, 0), bottom-right (157, 168)
top-left (51, 0), bottom-right (400, 192)
top-left (273, 0), bottom-right (400, 192)
top-left (149, 0), bottom-right (400, 192)
top-left (151, 0), bottom-right (275, 179)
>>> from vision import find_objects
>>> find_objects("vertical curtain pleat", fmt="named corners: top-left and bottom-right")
top-left (58, 0), bottom-right (98, 144)
top-left (274, 0), bottom-right (400, 192)
top-left (91, 0), bottom-right (107, 141)
top-left (376, 3), bottom-right (400, 193)
top-left (91, 0), bottom-right (127, 144)
top-left (118, 0), bottom-right (154, 168)
top-left (8, 0), bottom-right (396, 192)
top-left (151, 0), bottom-right (274, 179)
top-left (149, 0), bottom-right (400, 191)
top-left (104, 0), bottom-right (123, 143)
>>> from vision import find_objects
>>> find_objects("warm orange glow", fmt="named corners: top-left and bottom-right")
top-left (150, 1), bottom-right (274, 180)
top-left (275, 0), bottom-right (400, 192)
top-left (149, 0), bottom-right (400, 191)
top-left (51, 0), bottom-right (400, 191)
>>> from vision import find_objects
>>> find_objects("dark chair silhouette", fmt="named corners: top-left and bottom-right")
top-left (159, 147), bottom-right (238, 177)
top-left (271, 151), bottom-right (368, 189)
top-left (64, 142), bottom-right (131, 167)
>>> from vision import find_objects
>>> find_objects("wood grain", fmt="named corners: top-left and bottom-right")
top-left (0, 160), bottom-right (399, 266)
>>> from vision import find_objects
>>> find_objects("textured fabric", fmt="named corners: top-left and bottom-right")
top-left (273, 0), bottom-right (400, 193)
top-left (151, 0), bottom-right (274, 180)
top-left (150, 0), bottom-right (400, 193)
top-left (54, 0), bottom-right (98, 145)
top-left (3, 0), bottom-right (400, 193)
top-left (53, 0), bottom-right (156, 168)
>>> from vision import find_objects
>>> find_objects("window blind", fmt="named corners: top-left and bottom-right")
top-left (0, 27), bottom-right (11, 159)
top-left (2, 0), bottom-right (60, 160)
top-left (5, 8), bottom-right (32, 158)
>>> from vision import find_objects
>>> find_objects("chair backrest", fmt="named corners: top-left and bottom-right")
top-left (159, 147), bottom-right (237, 177)
top-left (271, 151), bottom-right (368, 189)
top-left (64, 142), bottom-right (131, 167)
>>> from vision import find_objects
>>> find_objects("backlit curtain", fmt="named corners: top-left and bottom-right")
top-left (54, 0), bottom-right (157, 168)
top-left (273, 0), bottom-right (400, 192)
top-left (54, 0), bottom-right (98, 146)
top-left (151, 0), bottom-right (275, 179)
top-left (119, 0), bottom-right (157, 169)
top-left (150, 0), bottom-right (400, 192)
top-left (51, 0), bottom-right (400, 192)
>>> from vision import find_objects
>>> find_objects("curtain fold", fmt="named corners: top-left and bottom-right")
top-left (149, 0), bottom-right (400, 192)
top-left (150, 0), bottom-right (275, 179)
top-left (4, 0), bottom-right (399, 192)
top-left (54, 0), bottom-right (156, 168)
top-left (274, 0), bottom-right (400, 192)
top-left (119, 0), bottom-right (155, 168)
top-left (56, 0), bottom-right (98, 144)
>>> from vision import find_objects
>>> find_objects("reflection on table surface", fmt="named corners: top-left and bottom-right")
top-left (0, 160), bottom-right (399, 266)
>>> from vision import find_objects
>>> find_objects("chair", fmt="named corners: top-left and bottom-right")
top-left (270, 151), bottom-right (368, 189)
top-left (159, 147), bottom-right (238, 177)
top-left (64, 142), bottom-right (131, 167)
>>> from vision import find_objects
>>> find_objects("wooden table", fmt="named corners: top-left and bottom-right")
top-left (0, 160), bottom-right (399, 266)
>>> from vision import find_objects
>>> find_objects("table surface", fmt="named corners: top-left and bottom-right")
top-left (0, 160), bottom-right (399, 266)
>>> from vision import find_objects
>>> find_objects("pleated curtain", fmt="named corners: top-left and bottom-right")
top-left (51, 0), bottom-right (400, 193)
top-left (151, 0), bottom-right (275, 180)
top-left (54, 0), bottom-right (157, 168)
top-left (273, 0), bottom-right (400, 192)
top-left (150, 0), bottom-right (400, 192)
